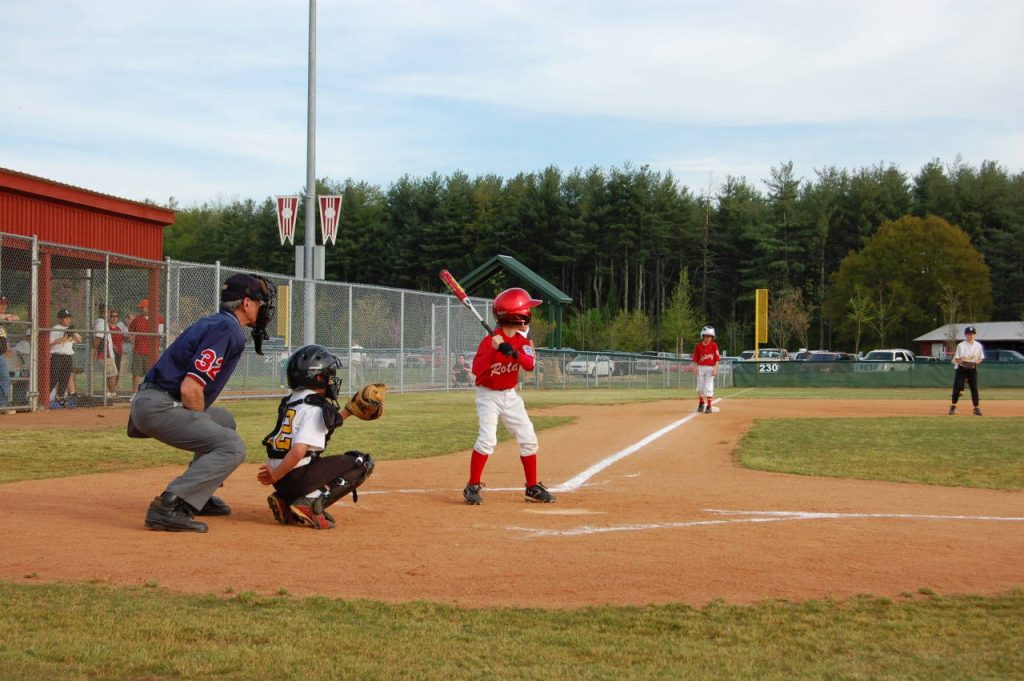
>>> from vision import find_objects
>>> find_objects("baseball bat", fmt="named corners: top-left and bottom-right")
top-left (439, 269), bottom-right (496, 335)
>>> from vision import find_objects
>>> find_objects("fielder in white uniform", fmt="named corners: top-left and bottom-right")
top-left (949, 325), bottom-right (984, 416)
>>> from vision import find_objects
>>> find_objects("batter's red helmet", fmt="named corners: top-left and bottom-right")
top-left (493, 287), bottom-right (542, 325)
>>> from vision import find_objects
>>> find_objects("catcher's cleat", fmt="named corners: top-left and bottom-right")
top-left (267, 493), bottom-right (294, 525)
top-left (463, 483), bottom-right (484, 505)
top-left (525, 482), bottom-right (555, 503)
top-left (197, 495), bottom-right (231, 516)
top-left (974, 407), bottom-right (983, 416)
top-left (948, 405), bottom-right (957, 415)
top-left (289, 496), bottom-right (333, 530)
top-left (145, 492), bottom-right (208, 533)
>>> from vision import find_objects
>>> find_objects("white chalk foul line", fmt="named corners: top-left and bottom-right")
top-left (508, 508), bottom-right (1024, 538)
top-left (551, 388), bottom-right (754, 494)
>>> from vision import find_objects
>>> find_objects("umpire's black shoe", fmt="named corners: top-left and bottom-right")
top-left (197, 495), bottom-right (231, 516)
top-left (145, 492), bottom-right (209, 533)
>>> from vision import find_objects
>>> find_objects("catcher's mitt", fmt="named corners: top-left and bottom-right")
top-left (345, 383), bottom-right (387, 420)
top-left (959, 360), bottom-right (978, 370)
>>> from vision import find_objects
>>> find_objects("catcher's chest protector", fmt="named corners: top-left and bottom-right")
top-left (262, 394), bottom-right (344, 458)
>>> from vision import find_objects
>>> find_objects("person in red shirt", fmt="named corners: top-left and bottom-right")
top-left (129, 299), bottom-right (164, 392)
top-left (463, 288), bottom-right (555, 505)
top-left (693, 326), bottom-right (721, 413)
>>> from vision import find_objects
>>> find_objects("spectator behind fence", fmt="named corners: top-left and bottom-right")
top-left (49, 308), bottom-right (81, 409)
top-left (129, 299), bottom-right (164, 392)
top-left (109, 310), bottom-right (127, 391)
top-left (0, 325), bottom-right (10, 414)
top-left (0, 295), bottom-right (19, 322)
top-left (93, 305), bottom-right (120, 398)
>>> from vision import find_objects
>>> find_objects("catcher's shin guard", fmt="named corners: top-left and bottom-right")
top-left (321, 451), bottom-right (375, 508)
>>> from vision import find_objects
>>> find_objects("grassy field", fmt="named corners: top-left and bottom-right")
top-left (2, 387), bottom-right (1022, 679)
top-left (1, 582), bottom-right (1021, 681)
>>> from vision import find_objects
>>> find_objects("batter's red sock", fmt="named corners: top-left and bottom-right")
top-left (521, 454), bottom-right (538, 488)
top-left (706, 397), bottom-right (713, 410)
top-left (468, 449), bottom-right (488, 485)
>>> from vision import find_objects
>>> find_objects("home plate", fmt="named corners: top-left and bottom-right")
top-left (523, 508), bottom-right (605, 516)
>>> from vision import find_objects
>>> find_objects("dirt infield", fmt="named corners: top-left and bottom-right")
top-left (0, 397), bottom-right (1021, 608)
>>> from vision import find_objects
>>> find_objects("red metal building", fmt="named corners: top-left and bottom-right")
top-left (0, 167), bottom-right (175, 408)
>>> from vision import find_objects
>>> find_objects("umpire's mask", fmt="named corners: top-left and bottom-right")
top-left (221, 273), bottom-right (277, 355)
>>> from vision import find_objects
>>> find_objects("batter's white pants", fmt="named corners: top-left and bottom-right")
top-left (696, 365), bottom-right (716, 398)
top-left (474, 386), bottom-right (538, 456)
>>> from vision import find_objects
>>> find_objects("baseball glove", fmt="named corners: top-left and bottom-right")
top-left (959, 360), bottom-right (977, 370)
top-left (345, 383), bottom-right (387, 420)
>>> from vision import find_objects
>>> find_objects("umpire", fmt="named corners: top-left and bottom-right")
top-left (130, 274), bottom-right (276, 532)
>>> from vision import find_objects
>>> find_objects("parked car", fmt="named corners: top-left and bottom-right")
top-left (858, 348), bottom-right (915, 372)
top-left (863, 349), bottom-right (915, 363)
top-left (914, 354), bottom-right (945, 363)
top-left (985, 349), bottom-right (1024, 363)
top-left (807, 351), bottom-right (840, 362)
top-left (635, 351), bottom-right (661, 373)
top-left (565, 354), bottom-right (615, 377)
top-left (740, 348), bottom-right (790, 361)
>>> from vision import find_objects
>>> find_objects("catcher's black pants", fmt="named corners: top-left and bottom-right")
top-left (274, 455), bottom-right (361, 502)
top-left (951, 367), bottom-right (979, 406)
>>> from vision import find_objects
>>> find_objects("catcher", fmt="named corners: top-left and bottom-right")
top-left (949, 325), bottom-right (984, 416)
top-left (257, 344), bottom-right (383, 529)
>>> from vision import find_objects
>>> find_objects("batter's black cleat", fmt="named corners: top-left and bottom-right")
top-left (145, 492), bottom-right (208, 533)
top-left (463, 483), bottom-right (484, 505)
top-left (197, 495), bottom-right (231, 516)
top-left (525, 482), bottom-right (555, 503)
top-left (974, 406), bottom-right (983, 416)
top-left (948, 405), bottom-right (957, 415)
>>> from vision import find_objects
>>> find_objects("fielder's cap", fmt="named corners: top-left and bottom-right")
top-left (57, 308), bottom-right (72, 317)
top-left (221, 273), bottom-right (265, 303)
top-left (964, 325), bottom-right (977, 334)
top-left (137, 299), bottom-right (149, 309)
top-left (0, 295), bottom-right (8, 304)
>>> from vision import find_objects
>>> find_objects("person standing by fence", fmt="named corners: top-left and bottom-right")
top-left (49, 309), bottom-right (81, 408)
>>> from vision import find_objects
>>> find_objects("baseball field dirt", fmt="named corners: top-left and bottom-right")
top-left (0, 397), bottom-right (1021, 608)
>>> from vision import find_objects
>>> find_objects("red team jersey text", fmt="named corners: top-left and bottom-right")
top-left (471, 330), bottom-right (535, 390)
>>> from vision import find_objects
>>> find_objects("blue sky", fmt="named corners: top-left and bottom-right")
top-left (2, 0), bottom-right (1021, 206)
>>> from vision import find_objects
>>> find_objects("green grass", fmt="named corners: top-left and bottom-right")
top-left (737, 417), bottom-right (1024, 489)
top-left (731, 386), bottom-right (1024, 400)
top-left (0, 582), bottom-right (1021, 681)
top-left (0, 390), bottom-right (695, 484)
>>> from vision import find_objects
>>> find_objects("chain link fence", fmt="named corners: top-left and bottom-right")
top-left (1, 232), bottom-right (722, 412)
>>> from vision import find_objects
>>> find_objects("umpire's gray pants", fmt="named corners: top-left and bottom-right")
top-left (131, 387), bottom-right (246, 511)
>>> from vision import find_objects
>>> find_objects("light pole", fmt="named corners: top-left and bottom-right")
top-left (301, 0), bottom-right (319, 344)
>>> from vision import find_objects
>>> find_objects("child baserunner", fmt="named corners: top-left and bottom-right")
top-left (693, 326), bottom-right (720, 413)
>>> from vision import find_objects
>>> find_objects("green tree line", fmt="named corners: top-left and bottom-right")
top-left (163, 157), bottom-right (1024, 354)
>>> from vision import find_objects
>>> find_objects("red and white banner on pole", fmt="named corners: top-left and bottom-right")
top-left (318, 195), bottom-right (343, 245)
top-left (275, 196), bottom-right (300, 245)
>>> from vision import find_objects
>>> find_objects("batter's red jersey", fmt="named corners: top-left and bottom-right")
top-left (472, 329), bottom-right (536, 390)
top-left (693, 340), bottom-right (720, 366)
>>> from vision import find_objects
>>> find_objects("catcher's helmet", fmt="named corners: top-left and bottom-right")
top-left (493, 287), bottom-right (542, 325)
top-left (287, 344), bottom-right (343, 400)
top-left (700, 325), bottom-right (716, 338)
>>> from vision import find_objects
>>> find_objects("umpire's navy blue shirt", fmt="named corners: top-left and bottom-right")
top-left (143, 310), bottom-right (247, 409)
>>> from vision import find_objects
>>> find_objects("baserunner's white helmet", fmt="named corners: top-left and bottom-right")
top-left (700, 325), bottom-right (716, 338)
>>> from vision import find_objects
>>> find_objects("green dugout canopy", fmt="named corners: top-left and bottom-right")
top-left (455, 254), bottom-right (573, 348)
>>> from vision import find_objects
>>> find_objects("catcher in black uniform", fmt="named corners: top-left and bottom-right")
top-left (257, 344), bottom-right (385, 529)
